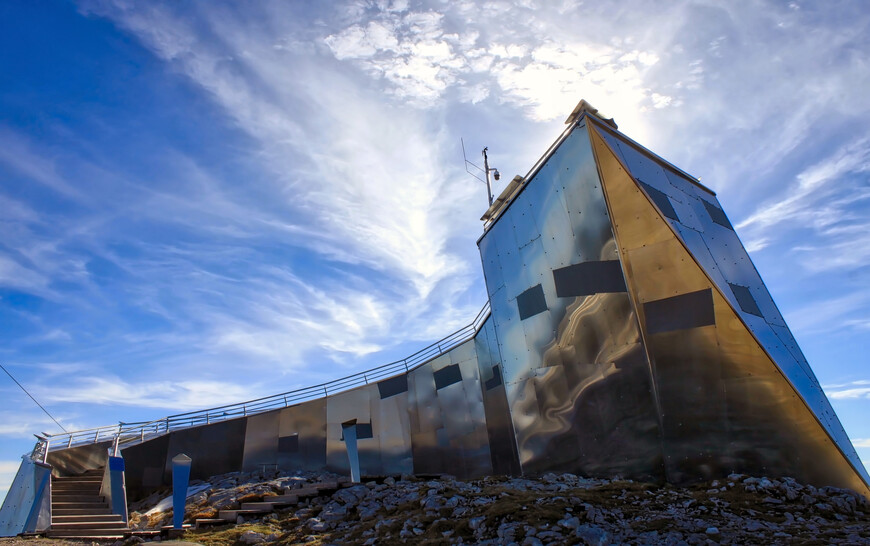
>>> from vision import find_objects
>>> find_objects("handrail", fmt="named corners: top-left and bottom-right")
top-left (43, 301), bottom-right (490, 453)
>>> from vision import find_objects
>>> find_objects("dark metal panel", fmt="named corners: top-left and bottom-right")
top-left (165, 419), bottom-right (247, 482)
top-left (702, 200), bottom-right (734, 230)
top-left (356, 423), bottom-right (373, 439)
top-left (516, 284), bottom-right (548, 320)
top-left (121, 435), bottom-right (169, 500)
top-left (553, 260), bottom-right (626, 297)
top-left (728, 283), bottom-right (763, 317)
top-left (643, 289), bottom-right (716, 335)
top-left (484, 365), bottom-right (503, 390)
top-left (434, 364), bottom-right (463, 390)
top-left (638, 181), bottom-right (680, 222)
top-left (278, 434), bottom-right (298, 453)
top-left (377, 374), bottom-right (408, 399)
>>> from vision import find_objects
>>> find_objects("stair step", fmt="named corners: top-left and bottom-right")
top-left (51, 503), bottom-right (112, 516)
top-left (52, 494), bottom-right (105, 503)
top-left (195, 519), bottom-right (228, 529)
top-left (47, 529), bottom-right (128, 538)
top-left (240, 501), bottom-right (285, 511)
top-left (264, 494), bottom-right (299, 504)
top-left (283, 486), bottom-right (321, 497)
top-left (53, 514), bottom-right (124, 523)
top-left (52, 488), bottom-right (102, 495)
top-left (51, 521), bottom-right (127, 530)
top-left (218, 509), bottom-right (269, 521)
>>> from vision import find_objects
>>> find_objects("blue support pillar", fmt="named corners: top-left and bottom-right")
top-left (171, 454), bottom-right (192, 530)
top-left (341, 420), bottom-right (360, 483)
top-left (107, 456), bottom-right (128, 521)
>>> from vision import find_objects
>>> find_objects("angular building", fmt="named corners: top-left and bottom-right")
top-left (3, 100), bottom-right (867, 536)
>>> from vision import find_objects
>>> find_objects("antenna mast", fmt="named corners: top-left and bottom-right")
top-left (482, 147), bottom-right (493, 207)
top-left (461, 138), bottom-right (500, 207)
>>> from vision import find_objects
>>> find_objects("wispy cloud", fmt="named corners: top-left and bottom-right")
top-left (784, 290), bottom-right (870, 335)
top-left (823, 380), bottom-right (870, 400)
top-left (737, 138), bottom-right (870, 234)
top-left (0, 127), bottom-right (85, 201)
top-left (42, 376), bottom-right (263, 410)
top-left (853, 438), bottom-right (870, 448)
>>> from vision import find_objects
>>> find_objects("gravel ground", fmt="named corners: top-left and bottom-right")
top-left (6, 470), bottom-right (869, 545)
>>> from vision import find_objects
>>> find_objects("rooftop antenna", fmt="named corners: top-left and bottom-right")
top-left (462, 138), bottom-right (500, 207)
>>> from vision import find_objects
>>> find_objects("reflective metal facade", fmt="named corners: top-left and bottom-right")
top-left (478, 122), bottom-right (664, 480)
top-left (45, 107), bottom-right (867, 501)
top-left (117, 338), bottom-right (500, 496)
top-left (476, 115), bottom-right (867, 496)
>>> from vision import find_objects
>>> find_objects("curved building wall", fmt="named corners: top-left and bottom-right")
top-left (120, 337), bottom-right (512, 499)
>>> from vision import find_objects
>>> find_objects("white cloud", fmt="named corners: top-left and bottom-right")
top-left (853, 438), bottom-right (870, 448)
top-left (737, 138), bottom-right (870, 232)
top-left (824, 380), bottom-right (870, 400)
top-left (785, 291), bottom-right (870, 335)
top-left (0, 128), bottom-right (84, 201)
top-left (42, 376), bottom-right (260, 410)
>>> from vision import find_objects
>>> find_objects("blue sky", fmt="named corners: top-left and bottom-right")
top-left (2, 0), bottom-right (869, 500)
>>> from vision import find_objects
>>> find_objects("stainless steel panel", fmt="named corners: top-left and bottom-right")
top-left (592, 125), bottom-right (870, 494)
top-left (407, 354), bottom-right (443, 474)
top-left (478, 123), bottom-right (663, 480)
top-left (479, 226), bottom-right (505, 299)
top-left (511, 190), bottom-right (542, 250)
top-left (241, 410), bottom-right (280, 472)
top-left (406, 341), bottom-right (492, 477)
top-left (374, 392), bottom-right (413, 475)
top-left (474, 317), bottom-right (521, 475)
top-left (325, 385), bottom-right (375, 475)
top-left (121, 435), bottom-right (170, 498)
top-left (278, 398), bottom-right (326, 471)
top-left (164, 419), bottom-right (247, 481)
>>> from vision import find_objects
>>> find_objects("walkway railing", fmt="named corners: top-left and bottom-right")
top-left (40, 301), bottom-right (490, 454)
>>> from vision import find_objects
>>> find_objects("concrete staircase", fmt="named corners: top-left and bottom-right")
top-left (48, 468), bottom-right (130, 539)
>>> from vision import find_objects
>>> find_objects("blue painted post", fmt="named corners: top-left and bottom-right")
top-left (341, 420), bottom-right (360, 483)
top-left (171, 454), bottom-right (192, 530)
top-left (107, 456), bottom-right (128, 521)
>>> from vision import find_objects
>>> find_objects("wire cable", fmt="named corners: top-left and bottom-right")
top-left (0, 362), bottom-right (67, 432)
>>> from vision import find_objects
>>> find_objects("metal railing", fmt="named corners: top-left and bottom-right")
top-left (42, 301), bottom-right (490, 453)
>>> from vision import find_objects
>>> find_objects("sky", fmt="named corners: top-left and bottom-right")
top-left (1, 0), bottom-right (869, 501)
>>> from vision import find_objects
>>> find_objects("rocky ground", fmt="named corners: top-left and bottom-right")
top-left (4, 470), bottom-right (869, 545)
top-left (124, 469), bottom-right (870, 545)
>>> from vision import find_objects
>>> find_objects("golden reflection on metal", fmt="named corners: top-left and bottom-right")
top-left (589, 124), bottom-right (870, 497)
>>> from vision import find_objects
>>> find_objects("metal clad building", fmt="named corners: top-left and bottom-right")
top-left (27, 102), bottom-right (870, 502)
